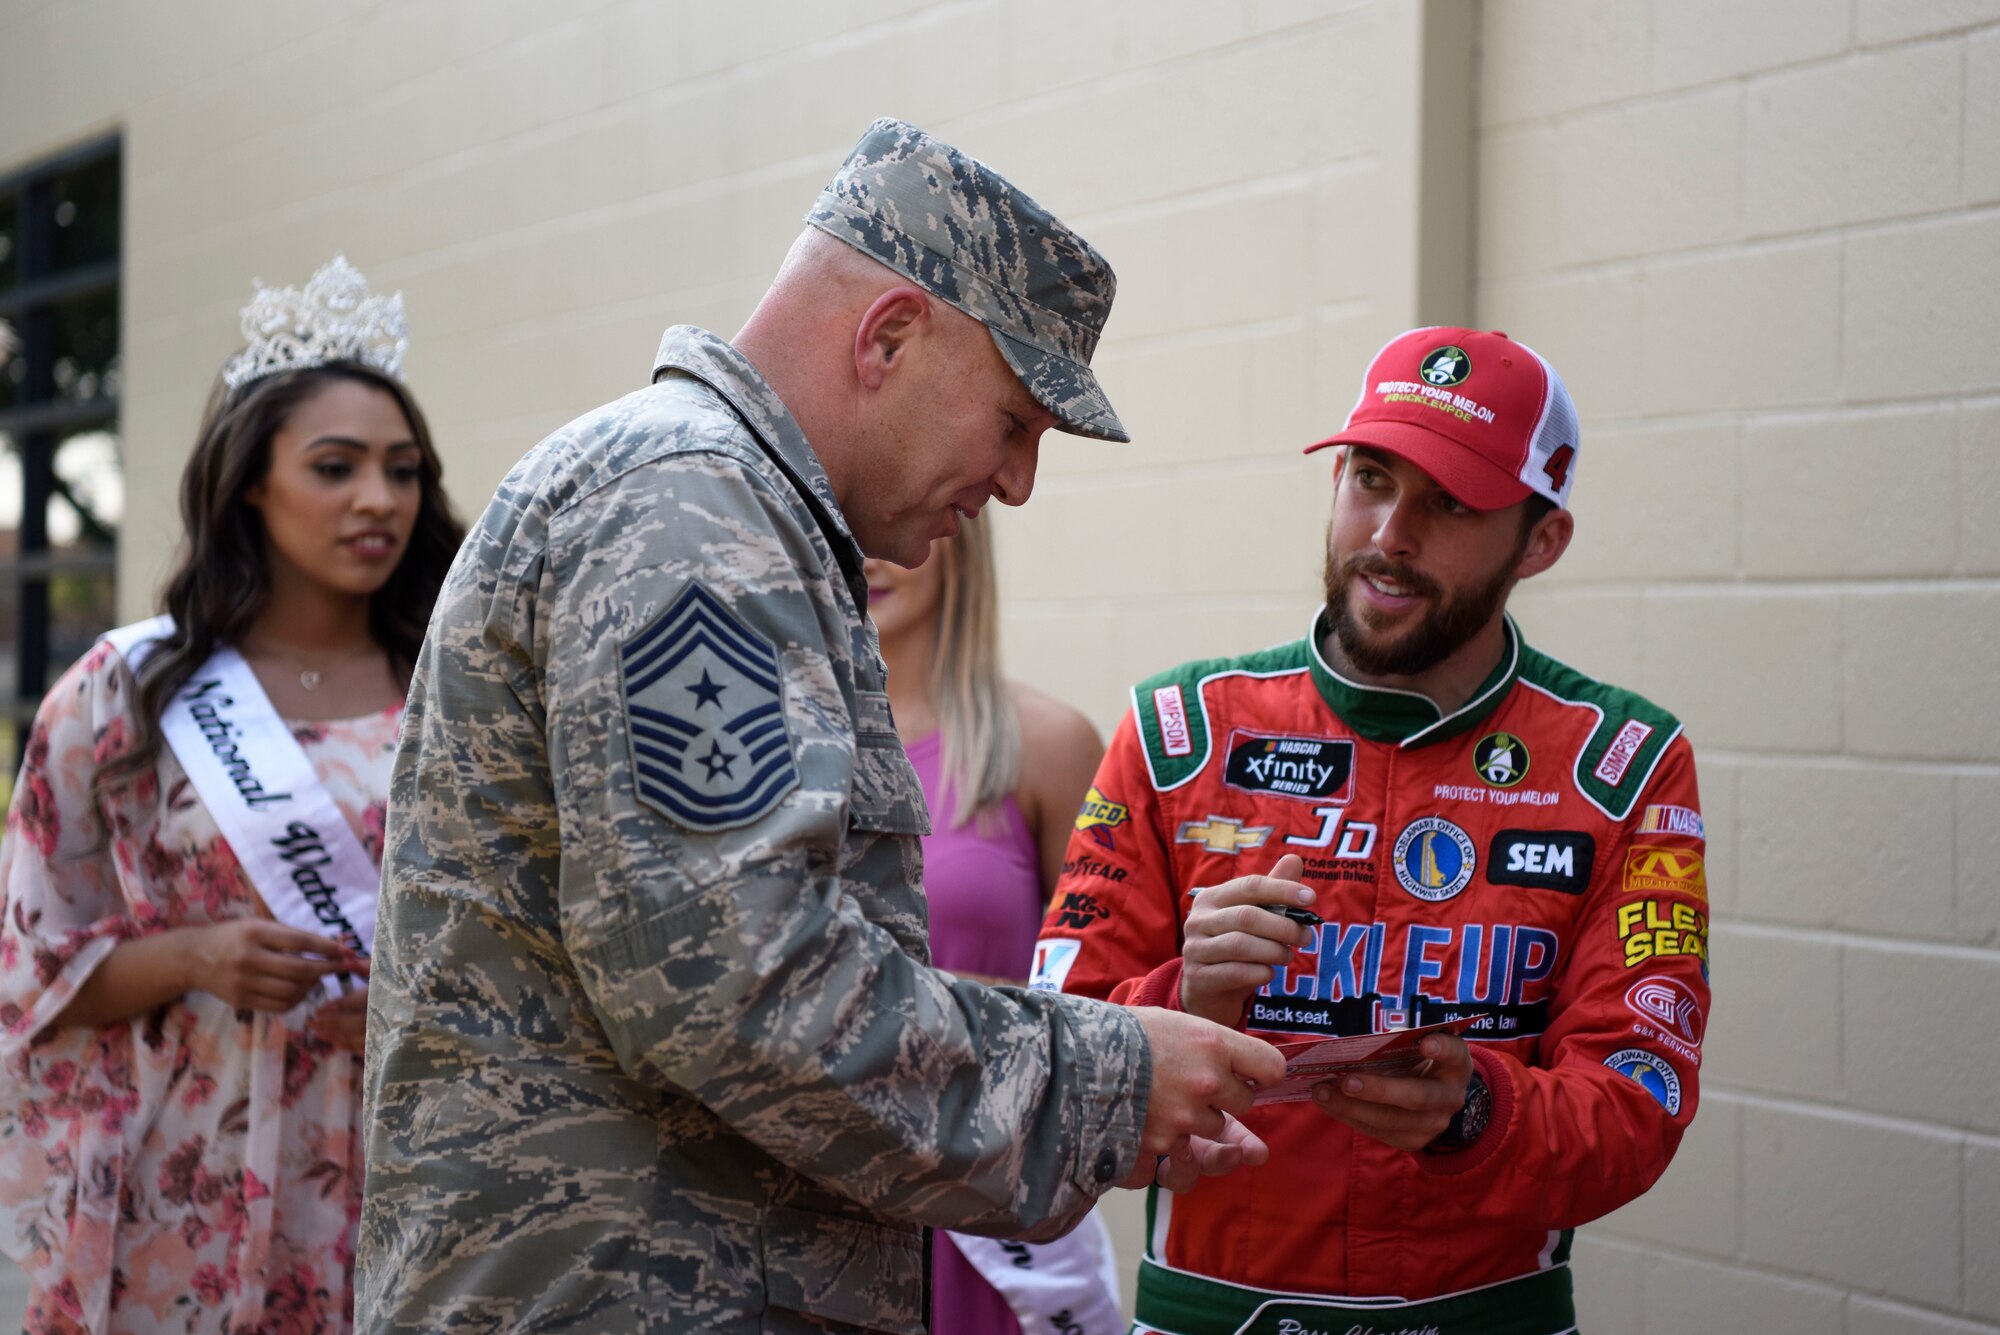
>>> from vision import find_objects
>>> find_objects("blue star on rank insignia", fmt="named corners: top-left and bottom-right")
top-left (617, 581), bottom-right (799, 832)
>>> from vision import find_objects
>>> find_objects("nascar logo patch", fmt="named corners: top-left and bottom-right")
top-left (618, 581), bottom-right (799, 831)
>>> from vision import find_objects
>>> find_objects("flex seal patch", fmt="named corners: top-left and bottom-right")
top-left (1224, 732), bottom-right (1355, 802)
top-left (618, 581), bottom-right (799, 832)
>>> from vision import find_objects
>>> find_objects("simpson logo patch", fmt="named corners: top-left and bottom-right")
top-left (1223, 732), bottom-right (1355, 802)
top-left (1028, 939), bottom-right (1080, 992)
top-left (1594, 719), bottom-right (1654, 785)
top-left (1073, 786), bottom-right (1129, 851)
top-left (1640, 804), bottom-right (1705, 838)
top-left (1624, 845), bottom-right (1707, 900)
top-left (1154, 684), bottom-right (1193, 757)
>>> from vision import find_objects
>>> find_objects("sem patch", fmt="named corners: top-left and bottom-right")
top-left (618, 581), bottom-right (799, 831)
top-left (1487, 828), bottom-right (1595, 894)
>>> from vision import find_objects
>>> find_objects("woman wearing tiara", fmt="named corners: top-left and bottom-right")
top-left (865, 516), bottom-right (1127, 1335)
top-left (0, 256), bottom-right (463, 1333)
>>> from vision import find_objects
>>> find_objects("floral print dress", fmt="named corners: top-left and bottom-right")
top-left (0, 641), bottom-right (399, 1334)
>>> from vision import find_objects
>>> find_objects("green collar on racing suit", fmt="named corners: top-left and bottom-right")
top-left (1306, 605), bottom-right (1521, 749)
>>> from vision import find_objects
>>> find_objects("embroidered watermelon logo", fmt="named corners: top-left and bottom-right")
top-left (1420, 345), bottom-right (1470, 387)
top-left (1473, 731), bottom-right (1529, 788)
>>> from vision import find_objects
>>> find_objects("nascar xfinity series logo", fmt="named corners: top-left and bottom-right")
top-left (1224, 732), bottom-right (1354, 802)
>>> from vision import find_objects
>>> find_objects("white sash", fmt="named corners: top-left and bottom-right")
top-left (947, 1210), bottom-right (1124, 1335)
top-left (102, 616), bottom-right (378, 958)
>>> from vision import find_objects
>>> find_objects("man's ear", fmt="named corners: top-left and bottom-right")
top-left (1514, 507), bottom-right (1574, 581)
top-left (852, 286), bottom-right (933, 390)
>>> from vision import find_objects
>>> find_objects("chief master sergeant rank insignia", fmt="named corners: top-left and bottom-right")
top-left (618, 580), bottom-right (799, 830)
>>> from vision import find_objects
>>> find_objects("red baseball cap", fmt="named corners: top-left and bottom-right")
top-left (1304, 327), bottom-right (1580, 511)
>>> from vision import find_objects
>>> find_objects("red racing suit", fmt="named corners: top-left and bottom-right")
top-left (1032, 612), bottom-right (1709, 1308)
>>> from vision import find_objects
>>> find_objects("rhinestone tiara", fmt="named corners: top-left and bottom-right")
top-left (220, 255), bottom-right (408, 393)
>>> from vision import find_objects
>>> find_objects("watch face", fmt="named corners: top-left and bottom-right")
top-left (1460, 1073), bottom-right (1492, 1140)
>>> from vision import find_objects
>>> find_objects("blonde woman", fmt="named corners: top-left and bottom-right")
top-left (864, 513), bottom-right (1123, 1335)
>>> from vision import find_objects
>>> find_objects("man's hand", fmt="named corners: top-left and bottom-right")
top-left (1311, 1032), bottom-right (1474, 1151)
top-left (1123, 1113), bottom-right (1271, 1191)
top-left (1180, 852), bottom-right (1314, 1027)
top-left (1131, 1007), bottom-right (1286, 1156)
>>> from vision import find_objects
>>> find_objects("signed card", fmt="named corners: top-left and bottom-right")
top-left (1251, 1015), bottom-right (1483, 1105)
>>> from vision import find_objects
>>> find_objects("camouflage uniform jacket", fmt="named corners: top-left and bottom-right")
top-left (356, 326), bottom-right (1150, 1334)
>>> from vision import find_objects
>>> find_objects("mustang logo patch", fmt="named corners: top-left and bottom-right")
top-left (619, 581), bottom-right (798, 831)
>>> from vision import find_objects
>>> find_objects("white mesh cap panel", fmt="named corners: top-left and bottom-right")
top-left (1517, 344), bottom-right (1579, 507)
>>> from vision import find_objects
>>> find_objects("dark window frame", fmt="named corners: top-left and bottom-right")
top-left (0, 135), bottom-right (121, 763)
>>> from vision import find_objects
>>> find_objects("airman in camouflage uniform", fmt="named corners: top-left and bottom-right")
top-left (357, 120), bottom-right (1281, 1333)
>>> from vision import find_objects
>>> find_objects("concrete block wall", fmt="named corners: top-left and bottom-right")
top-left (1479, 3), bottom-right (2000, 1330)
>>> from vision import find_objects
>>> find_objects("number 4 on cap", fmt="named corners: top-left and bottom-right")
top-left (1543, 444), bottom-right (1574, 493)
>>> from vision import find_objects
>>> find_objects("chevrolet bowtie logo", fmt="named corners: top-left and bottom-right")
top-left (1175, 816), bottom-right (1274, 855)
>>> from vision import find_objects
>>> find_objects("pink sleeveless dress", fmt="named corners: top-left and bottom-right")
top-left (904, 732), bottom-right (1042, 1335)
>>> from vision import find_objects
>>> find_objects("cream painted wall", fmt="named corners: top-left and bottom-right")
top-left (1, 2), bottom-right (1992, 1331)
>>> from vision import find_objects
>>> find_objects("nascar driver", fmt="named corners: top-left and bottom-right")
top-left (1033, 327), bottom-right (1709, 1334)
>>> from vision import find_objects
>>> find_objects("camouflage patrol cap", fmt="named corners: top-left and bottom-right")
top-left (807, 117), bottom-right (1129, 442)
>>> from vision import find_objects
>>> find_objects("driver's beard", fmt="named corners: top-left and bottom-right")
top-left (1322, 546), bottom-right (1517, 679)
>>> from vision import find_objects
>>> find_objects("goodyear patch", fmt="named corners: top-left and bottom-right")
top-left (1616, 899), bottom-right (1708, 971)
top-left (1624, 845), bottom-right (1707, 900)
top-left (618, 581), bottom-right (799, 831)
top-left (1074, 785), bottom-right (1129, 850)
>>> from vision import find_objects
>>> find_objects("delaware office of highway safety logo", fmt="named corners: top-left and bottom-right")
top-left (618, 581), bottom-right (799, 832)
top-left (1420, 345), bottom-right (1471, 387)
top-left (1473, 731), bottom-right (1530, 787)
top-left (1394, 816), bottom-right (1476, 902)
top-left (1604, 1048), bottom-right (1683, 1115)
